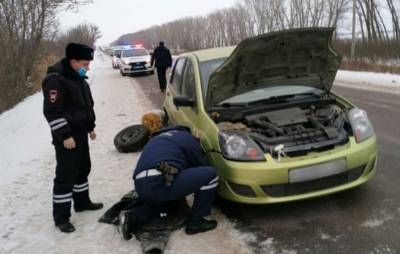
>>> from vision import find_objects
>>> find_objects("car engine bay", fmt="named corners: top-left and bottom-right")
top-left (213, 101), bottom-right (353, 158)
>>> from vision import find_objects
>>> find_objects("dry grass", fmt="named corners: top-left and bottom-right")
top-left (340, 59), bottom-right (400, 74)
top-left (334, 39), bottom-right (400, 74)
top-left (30, 54), bottom-right (59, 91)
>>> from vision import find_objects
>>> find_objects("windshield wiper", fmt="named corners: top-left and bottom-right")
top-left (219, 102), bottom-right (248, 107)
top-left (247, 92), bottom-right (322, 106)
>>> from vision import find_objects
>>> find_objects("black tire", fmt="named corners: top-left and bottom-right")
top-left (149, 70), bottom-right (154, 75)
top-left (114, 124), bottom-right (149, 153)
top-left (120, 70), bottom-right (126, 76)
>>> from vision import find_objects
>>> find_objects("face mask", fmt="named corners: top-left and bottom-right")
top-left (77, 67), bottom-right (87, 77)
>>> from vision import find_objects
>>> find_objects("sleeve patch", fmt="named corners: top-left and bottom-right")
top-left (49, 89), bottom-right (58, 103)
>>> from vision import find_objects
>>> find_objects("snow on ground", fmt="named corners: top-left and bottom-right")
top-left (1, 52), bottom-right (399, 254)
top-left (0, 52), bottom-right (253, 254)
top-left (335, 70), bottom-right (400, 94)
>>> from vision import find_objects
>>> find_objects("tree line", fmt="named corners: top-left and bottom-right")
top-left (117, 0), bottom-right (400, 60)
top-left (0, 0), bottom-right (100, 113)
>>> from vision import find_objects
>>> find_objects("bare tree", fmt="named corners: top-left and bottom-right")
top-left (0, 0), bottom-right (93, 112)
top-left (113, 0), bottom-right (398, 68)
top-left (386, 0), bottom-right (400, 39)
top-left (356, 0), bottom-right (389, 41)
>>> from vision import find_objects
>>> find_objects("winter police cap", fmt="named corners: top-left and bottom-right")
top-left (66, 43), bottom-right (94, 60)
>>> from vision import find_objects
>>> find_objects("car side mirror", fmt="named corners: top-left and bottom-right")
top-left (173, 96), bottom-right (194, 107)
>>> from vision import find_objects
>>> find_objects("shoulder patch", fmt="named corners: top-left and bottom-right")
top-left (49, 89), bottom-right (58, 103)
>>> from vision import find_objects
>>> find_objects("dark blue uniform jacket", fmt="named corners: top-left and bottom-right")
top-left (133, 126), bottom-right (207, 179)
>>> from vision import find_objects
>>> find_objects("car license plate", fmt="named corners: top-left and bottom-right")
top-left (132, 63), bottom-right (144, 70)
top-left (289, 159), bottom-right (346, 183)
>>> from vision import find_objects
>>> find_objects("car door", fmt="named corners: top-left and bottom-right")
top-left (173, 58), bottom-right (204, 136)
top-left (164, 57), bottom-right (186, 124)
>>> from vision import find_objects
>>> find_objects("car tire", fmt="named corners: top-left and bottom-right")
top-left (114, 124), bottom-right (149, 153)
top-left (149, 70), bottom-right (154, 75)
top-left (120, 70), bottom-right (126, 76)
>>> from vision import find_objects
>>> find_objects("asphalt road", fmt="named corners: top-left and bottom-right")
top-left (126, 72), bottom-right (400, 254)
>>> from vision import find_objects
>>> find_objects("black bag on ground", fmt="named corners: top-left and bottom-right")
top-left (98, 190), bottom-right (143, 225)
top-left (99, 190), bottom-right (190, 254)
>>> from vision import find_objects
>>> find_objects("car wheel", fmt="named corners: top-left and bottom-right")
top-left (114, 124), bottom-right (149, 153)
top-left (120, 70), bottom-right (126, 76)
top-left (149, 70), bottom-right (154, 75)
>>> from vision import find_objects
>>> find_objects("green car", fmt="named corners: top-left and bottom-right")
top-left (163, 28), bottom-right (378, 204)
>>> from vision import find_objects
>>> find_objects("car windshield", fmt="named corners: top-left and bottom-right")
top-left (199, 58), bottom-right (226, 96)
top-left (122, 48), bottom-right (148, 57)
top-left (114, 50), bottom-right (122, 57)
top-left (220, 86), bottom-right (324, 105)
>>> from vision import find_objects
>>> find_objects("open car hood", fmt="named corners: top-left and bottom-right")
top-left (206, 28), bottom-right (342, 108)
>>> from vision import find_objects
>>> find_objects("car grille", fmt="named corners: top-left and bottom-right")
top-left (261, 165), bottom-right (366, 197)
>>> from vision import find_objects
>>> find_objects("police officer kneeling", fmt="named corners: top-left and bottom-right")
top-left (120, 111), bottom-right (219, 238)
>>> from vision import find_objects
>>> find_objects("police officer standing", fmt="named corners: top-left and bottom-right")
top-left (119, 112), bottom-right (218, 239)
top-left (150, 41), bottom-right (172, 92)
top-left (42, 43), bottom-right (103, 233)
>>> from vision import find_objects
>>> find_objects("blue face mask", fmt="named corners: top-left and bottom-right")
top-left (77, 67), bottom-right (87, 77)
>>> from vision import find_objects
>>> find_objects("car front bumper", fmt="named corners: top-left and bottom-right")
top-left (120, 63), bottom-right (154, 74)
top-left (211, 135), bottom-right (378, 204)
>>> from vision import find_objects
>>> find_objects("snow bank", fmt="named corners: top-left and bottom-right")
top-left (335, 70), bottom-right (400, 93)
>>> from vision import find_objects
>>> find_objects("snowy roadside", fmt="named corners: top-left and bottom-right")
top-left (335, 70), bottom-right (400, 94)
top-left (0, 52), bottom-right (254, 254)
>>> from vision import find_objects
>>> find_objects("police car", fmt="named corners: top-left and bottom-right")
top-left (119, 45), bottom-right (154, 76)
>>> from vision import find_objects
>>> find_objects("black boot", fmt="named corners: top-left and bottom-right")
top-left (118, 210), bottom-right (138, 240)
top-left (75, 202), bottom-right (104, 212)
top-left (56, 222), bottom-right (76, 233)
top-left (185, 216), bottom-right (217, 235)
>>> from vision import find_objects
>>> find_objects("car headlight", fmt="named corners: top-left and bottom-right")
top-left (348, 108), bottom-right (375, 143)
top-left (219, 130), bottom-right (265, 161)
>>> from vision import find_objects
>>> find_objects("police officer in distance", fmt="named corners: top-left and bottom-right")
top-left (42, 43), bottom-right (103, 233)
top-left (120, 111), bottom-right (218, 239)
top-left (150, 41), bottom-right (172, 92)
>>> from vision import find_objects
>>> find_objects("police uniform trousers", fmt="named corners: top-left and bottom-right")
top-left (156, 67), bottom-right (167, 90)
top-left (134, 166), bottom-right (218, 221)
top-left (52, 132), bottom-right (91, 225)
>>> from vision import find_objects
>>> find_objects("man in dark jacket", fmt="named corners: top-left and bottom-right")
top-left (150, 41), bottom-right (172, 92)
top-left (42, 43), bottom-right (103, 233)
top-left (119, 112), bottom-right (218, 240)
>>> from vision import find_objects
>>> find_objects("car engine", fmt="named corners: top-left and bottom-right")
top-left (216, 104), bottom-right (351, 158)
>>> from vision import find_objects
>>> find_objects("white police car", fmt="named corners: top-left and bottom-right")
top-left (119, 45), bottom-right (154, 76)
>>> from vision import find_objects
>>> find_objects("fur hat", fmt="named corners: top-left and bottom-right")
top-left (141, 110), bottom-right (166, 134)
top-left (66, 43), bottom-right (94, 60)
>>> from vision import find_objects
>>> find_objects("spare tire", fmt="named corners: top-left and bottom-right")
top-left (114, 124), bottom-right (149, 153)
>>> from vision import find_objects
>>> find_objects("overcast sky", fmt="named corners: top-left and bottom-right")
top-left (59, 0), bottom-right (237, 46)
